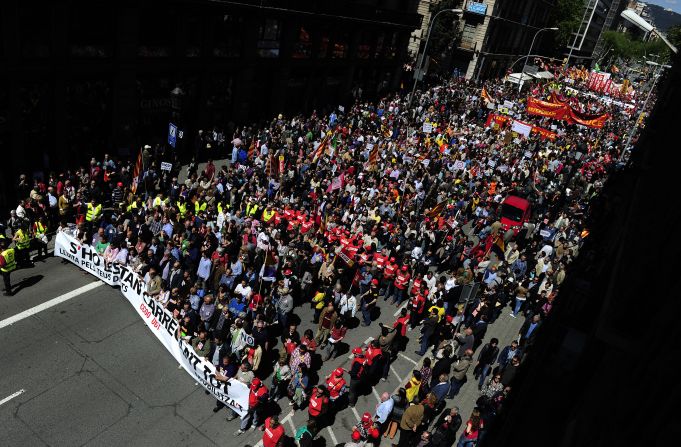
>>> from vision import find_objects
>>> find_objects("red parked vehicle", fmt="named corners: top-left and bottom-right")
top-left (499, 195), bottom-right (531, 234)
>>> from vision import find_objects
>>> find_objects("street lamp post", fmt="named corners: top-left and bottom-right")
top-left (408, 8), bottom-right (462, 108)
top-left (518, 27), bottom-right (558, 92)
top-left (620, 61), bottom-right (670, 162)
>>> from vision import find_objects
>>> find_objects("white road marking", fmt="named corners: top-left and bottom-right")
top-left (390, 365), bottom-right (403, 382)
top-left (0, 282), bottom-right (103, 330)
top-left (398, 352), bottom-right (419, 365)
top-left (393, 301), bottom-right (408, 316)
top-left (372, 387), bottom-right (381, 402)
top-left (350, 405), bottom-right (361, 421)
top-left (326, 427), bottom-right (338, 445)
top-left (0, 389), bottom-right (25, 406)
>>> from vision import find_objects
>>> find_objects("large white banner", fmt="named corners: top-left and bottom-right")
top-left (55, 232), bottom-right (250, 416)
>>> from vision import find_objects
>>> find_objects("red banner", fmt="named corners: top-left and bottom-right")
top-left (526, 97), bottom-right (608, 129)
top-left (485, 113), bottom-right (557, 141)
top-left (526, 97), bottom-right (569, 120)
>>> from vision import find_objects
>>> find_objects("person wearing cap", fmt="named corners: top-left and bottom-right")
top-left (325, 367), bottom-right (347, 408)
top-left (353, 411), bottom-right (379, 443)
top-left (235, 377), bottom-right (269, 435)
top-left (0, 235), bottom-right (16, 296)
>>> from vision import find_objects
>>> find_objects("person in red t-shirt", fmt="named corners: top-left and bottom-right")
top-left (262, 414), bottom-right (285, 447)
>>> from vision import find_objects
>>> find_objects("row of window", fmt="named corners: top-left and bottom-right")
top-left (9, 16), bottom-right (401, 61)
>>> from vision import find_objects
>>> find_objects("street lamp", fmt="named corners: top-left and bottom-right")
top-left (408, 8), bottom-right (462, 108)
top-left (518, 27), bottom-right (558, 92)
top-left (620, 61), bottom-right (670, 162)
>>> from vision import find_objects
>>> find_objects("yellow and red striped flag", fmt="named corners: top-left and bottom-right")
top-left (368, 143), bottom-right (379, 167)
top-left (425, 200), bottom-right (446, 219)
top-left (311, 131), bottom-right (332, 163)
top-left (248, 138), bottom-right (257, 159)
top-left (131, 148), bottom-right (143, 194)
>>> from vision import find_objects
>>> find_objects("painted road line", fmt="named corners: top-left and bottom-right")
top-left (398, 352), bottom-right (419, 365)
top-left (0, 389), bottom-right (25, 406)
top-left (0, 282), bottom-right (103, 330)
top-left (372, 387), bottom-right (381, 402)
top-left (326, 427), bottom-right (338, 445)
top-left (393, 301), bottom-right (408, 317)
top-left (390, 365), bottom-right (403, 382)
top-left (350, 405), bottom-right (361, 421)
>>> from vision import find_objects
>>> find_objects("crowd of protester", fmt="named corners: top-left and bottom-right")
top-left (3, 67), bottom-right (646, 447)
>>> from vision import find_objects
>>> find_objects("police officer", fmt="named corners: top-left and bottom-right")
top-left (0, 235), bottom-right (16, 296)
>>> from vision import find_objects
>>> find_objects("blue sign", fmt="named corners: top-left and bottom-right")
top-left (168, 122), bottom-right (177, 148)
top-left (467, 1), bottom-right (487, 15)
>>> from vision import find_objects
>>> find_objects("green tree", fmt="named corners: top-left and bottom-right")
top-left (602, 30), bottom-right (673, 64)
top-left (667, 25), bottom-right (681, 49)
top-left (551, 0), bottom-right (583, 46)
top-left (424, 0), bottom-right (462, 73)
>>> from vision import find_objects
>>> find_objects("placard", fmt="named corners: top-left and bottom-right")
top-left (423, 122), bottom-right (433, 133)
top-left (453, 160), bottom-right (466, 171)
top-left (161, 162), bottom-right (173, 171)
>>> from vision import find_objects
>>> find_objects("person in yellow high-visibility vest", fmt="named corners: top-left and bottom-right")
top-left (194, 198), bottom-right (207, 215)
top-left (245, 198), bottom-right (259, 218)
top-left (33, 217), bottom-right (49, 259)
top-left (0, 235), bottom-right (16, 295)
top-left (176, 198), bottom-right (188, 219)
top-left (152, 193), bottom-right (168, 209)
top-left (86, 198), bottom-right (102, 223)
top-left (12, 222), bottom-right (32, 268)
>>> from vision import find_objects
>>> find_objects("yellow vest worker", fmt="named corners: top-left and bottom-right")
top-left (86, 203), bottom-right (102, 222)
top-left (176, 201), bottom-right (187, 218)
top-left (15, 229), bottom-right (31, 250)
top-left (1, 240), bottom-right (16, 296)
top-left (262, 208), bottom-right (275, 223)
top-left (246, 202), bottom-right (259, 217)
top-left (217, 202), bottom-right (230, 214)
top-left (126, 201), bottom-right (139, 213)
top-left (194, 201), bottom-right (207, 215)
top-left (35, 222), bottom-right (47, 236)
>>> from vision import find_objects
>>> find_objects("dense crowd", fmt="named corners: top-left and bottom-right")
top-left (2, 67), bottom-right (645, 447)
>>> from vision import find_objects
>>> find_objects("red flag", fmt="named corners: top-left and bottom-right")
top-left (131, 148), bottom-right (143, 194)
top-left (248, 138), bottom-right (256, 159)
top-left (368, 144), bottom-right (379, 167)
top-left (312, 131), bottom-right (332, 163)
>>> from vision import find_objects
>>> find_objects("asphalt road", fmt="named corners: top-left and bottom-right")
top-left (0, 249), bottom-right (525, 447)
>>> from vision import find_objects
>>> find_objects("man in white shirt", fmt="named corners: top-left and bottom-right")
top-left (234, 280), bottom-right (252, 300)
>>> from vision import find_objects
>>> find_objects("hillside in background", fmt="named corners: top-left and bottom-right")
top-left (646, 2), bottom-right (681, 32)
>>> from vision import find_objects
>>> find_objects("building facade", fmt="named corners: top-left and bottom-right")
top-left (566, 0), bottom-right (628, 66)
top-left (0, 0), bottom-right (421, 208)
top-left (451, 0), bottom-right (559, 80)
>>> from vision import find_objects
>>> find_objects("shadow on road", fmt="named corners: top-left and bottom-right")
top-left (13, 274), bottom-right (44, 295)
